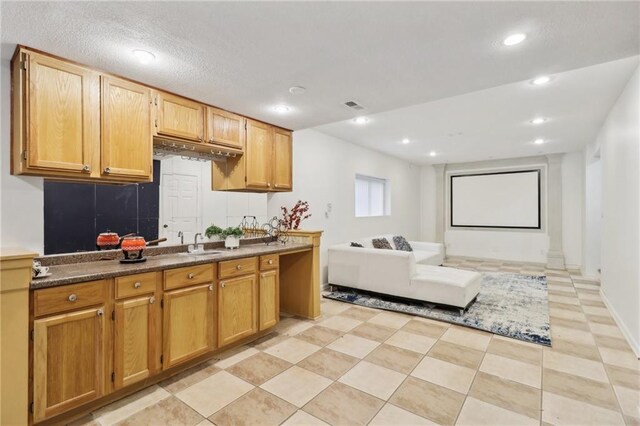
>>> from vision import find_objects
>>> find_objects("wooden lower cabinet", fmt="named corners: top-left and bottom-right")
top-left (259, 270), bottom-right (279, 330)
top-left (162, 284), bottom-right (215, 369)
top-left (113, 295), bottom-right (158, 389)
top-left (218, 274), bottom-right (258, 347)
top-left (33, 306), bottom-right (107, 422)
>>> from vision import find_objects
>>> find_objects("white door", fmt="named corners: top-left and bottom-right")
top-left (160, 158), bottom-right (202, 244)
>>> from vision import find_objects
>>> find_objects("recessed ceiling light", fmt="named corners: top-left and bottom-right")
top-left (289, 86), bottom-right (306, 95)
top-left (534, 138), bottom-right (545, 145)
top-left (273, 104), bottom-right (291, 113)
top-left (402, 138), bottom-right (410, 144)
top-left (531, 76), bottom-right (551, 85)
top-left (503, 33), bottom-right (527, 46)
top-left (353, 116), bottom-right (369, 125)
top-left (429, 151), bottom-right (437, 157)
top-left (531, 117), bottom-right (546, 125)
top-left (132, 49), bottom-right (155, 65)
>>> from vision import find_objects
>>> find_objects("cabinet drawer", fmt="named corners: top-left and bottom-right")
top-left (260, 255), bottom-right (279, 270)
top-left (34, 280), bottom-right (108, 317)
top-left (219, 257), bottom-right (257, 279)
top-left (164, 264), bottom-right (215, 290)
top-left (115, 272), bottom-right (157, 299)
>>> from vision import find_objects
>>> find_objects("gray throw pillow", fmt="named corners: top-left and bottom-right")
top-left (393, 236), bottom-right (413, 252)
top-left (350, 242), bottom-right (364, 248)
top-left (372, 238), bottom-right (393, 250)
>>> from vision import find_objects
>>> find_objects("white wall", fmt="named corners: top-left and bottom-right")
top-left (267, 129), bottom-right (421, 285)
top-left (583, 156), bottom-right (602, 278)
top-left (0, 56), bottom-right (44, 253)
top-left (420, 154), bottom-right (584, 266)
top-left (561, 152), bottom-right (584, 269)
top-left (589, 66), bottom-right (639, 355)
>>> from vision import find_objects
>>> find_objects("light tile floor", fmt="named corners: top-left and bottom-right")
top-left (74, 258), bottom-right (639, 426)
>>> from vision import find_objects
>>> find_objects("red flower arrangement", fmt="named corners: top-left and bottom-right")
top-left (280, 200), bottom-right (312, 230)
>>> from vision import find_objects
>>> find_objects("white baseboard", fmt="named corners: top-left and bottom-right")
top-left (599, 288), bottom-right (640, 358)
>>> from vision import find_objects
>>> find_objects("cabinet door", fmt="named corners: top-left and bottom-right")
top-left (259, 270), bottom-right (279, 330)
top-left (114, 296), bottom-right (158, 389)
top-left (273, 128), bottom-right (293, 191)
top-left (218, 274), bottom-right (258, 346)
top-left (101, 76), bottom-right (152, 179)
top-left (245, 120), bottom-right (273, 190)
top-left (163, 284), bottom-right (215, 369)
top-left (33, 306), bottom-right (106, 422)
top-left (206, 107), bottom-right (245, 150)
top-left (155, 92), bottom-right (204, 142)
top-left (26, 53), bottom-right (95, 174)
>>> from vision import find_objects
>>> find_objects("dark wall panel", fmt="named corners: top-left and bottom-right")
top-left (43, 160), bottom-right (161, 254)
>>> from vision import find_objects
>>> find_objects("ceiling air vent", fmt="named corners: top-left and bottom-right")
top-left (344, 100), bottom-right (365, 111)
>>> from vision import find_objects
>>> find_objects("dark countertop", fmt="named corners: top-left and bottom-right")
top-left (31, 242), bottom-right (312, 289)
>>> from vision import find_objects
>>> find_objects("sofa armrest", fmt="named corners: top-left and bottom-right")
top-left (409, 241), bottom-right (444, 255)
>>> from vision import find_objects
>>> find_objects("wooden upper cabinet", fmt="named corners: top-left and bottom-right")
top-left (19, 51), bottom-right (97, 175)
top-left (206, 107), bottom-right (245, 151)
top-left (273, 128), bottom-right (293, 191)
top-left (154, 91), bottom-right (204, 142)
top-left (245, 119), bottom-right (273, 190)
top-left (101, 76), bottom-right (152, 180)
top-left (33, 306), bottom-right (106, 422)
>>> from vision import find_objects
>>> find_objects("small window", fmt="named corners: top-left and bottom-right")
top-left (355, 174), bottom-right (390, 217)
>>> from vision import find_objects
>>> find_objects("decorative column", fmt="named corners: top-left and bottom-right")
top-left (546, 154), bottom-right (566, 269)
top-left (0, 248), bottom-right (37, 426)
top-left (434, 164), bottom-right (446, 251)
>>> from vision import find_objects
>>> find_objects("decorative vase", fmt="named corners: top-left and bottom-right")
top-left (225, 235), bottom-right (240, 249)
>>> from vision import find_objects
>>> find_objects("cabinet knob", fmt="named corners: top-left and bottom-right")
top-left (188, 273), bottom-right (195, 279)
top-left (68, 294), bottom-right (77, 302)
top-left (268, 260), bottom-right (273, 265)
top-left (134, 282), bottom-right (141, 289)
top-left (103, 167), bottom-right (111, 174)
top-left (208, 285), bottom-right (214, 291)
top-left (221, 283), bottom-right (226, 288)
top-left (96, 309), bottom-right (104, 317)
top-left (236, 265), bottom-right (242, 270)
top-left (82, 165), bottom-right (91, 173)
top-left (267, 183), bottom-right (271, 187)
top-left (149, 296), bottom-right (156, 304)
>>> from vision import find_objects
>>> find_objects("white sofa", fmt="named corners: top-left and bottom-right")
top-left (328, 235), bottom-right (480, 309)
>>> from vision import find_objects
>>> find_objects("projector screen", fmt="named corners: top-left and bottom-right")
top-left (450, 170), bottom-right (541, 229)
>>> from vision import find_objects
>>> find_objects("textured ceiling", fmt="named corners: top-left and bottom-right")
top-left (316, 56), bottom-right (639, 165)
top-left (1, 1), bottom-right (638, 132)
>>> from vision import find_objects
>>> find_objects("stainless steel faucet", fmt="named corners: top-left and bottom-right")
top-left (178, 231), bottom-right (184, 245)
top-left (194, 232), bottom-right (202, 246)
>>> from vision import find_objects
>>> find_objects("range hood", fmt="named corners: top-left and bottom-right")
top-left (153, 137), bottom-right (243, 161)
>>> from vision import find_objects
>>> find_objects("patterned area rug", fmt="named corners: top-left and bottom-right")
top-left (324, 272), bottom-right (551, 346)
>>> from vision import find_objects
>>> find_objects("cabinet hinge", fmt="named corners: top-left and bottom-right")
top-left (160, 355), bottom-right (163, 365)
top-left (29, 402), bottom-right (34, 414)
top-left (22, 150), bottom-right (27, 161)
top-left (154, 97), bottom-right (158, 106)
top-left (111, 372), bottom-right (115, 382)
top-left (111, 310), bottom-right (115, 321)
top-left (160, 299), bottom-right (164, 308)
top-left (20, 60), bottom-right (27, 71)
top-left (154, 119), bottom-right (158, 128)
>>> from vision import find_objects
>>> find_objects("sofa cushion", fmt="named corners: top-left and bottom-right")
top-left (372, 237), bottom-right (393, 250)
top-left (393, 236), bottom-right (413, 252)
